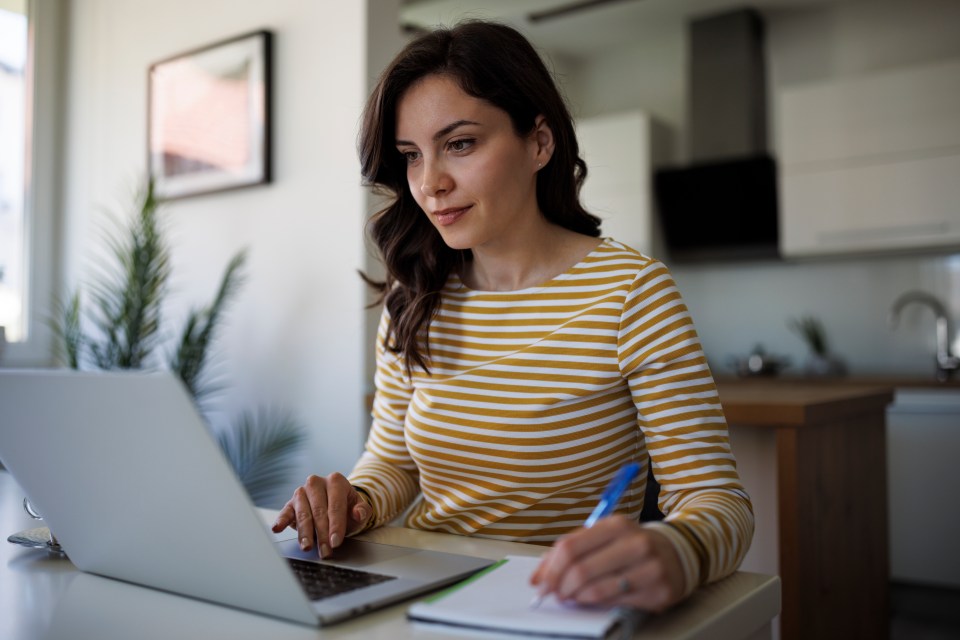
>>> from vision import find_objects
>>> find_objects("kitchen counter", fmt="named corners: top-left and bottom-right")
top-left (715, 380), bottom-right (894, 640)
top-left (840, 375), bottom-right (960, 389)
top-left (716, 379), bottom-right (894, 426)
top-left (718, 373), bottom-right (960, 389)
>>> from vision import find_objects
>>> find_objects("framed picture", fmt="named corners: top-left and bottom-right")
top-left (148, 30), bottom-right (272, 200)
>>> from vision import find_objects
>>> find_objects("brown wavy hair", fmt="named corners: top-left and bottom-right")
top-left (359, 20), bottom-right (600, 375)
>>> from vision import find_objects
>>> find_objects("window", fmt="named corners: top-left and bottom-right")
top-left (0, 0), bottom-right (59, 366)
top-left (0, 0), bottom-right (28, 343)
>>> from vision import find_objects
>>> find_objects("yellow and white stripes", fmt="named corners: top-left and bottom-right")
top-left (349, 239), bottom-right (753, 591)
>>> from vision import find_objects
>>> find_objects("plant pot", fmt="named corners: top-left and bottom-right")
top-left (804, 353), bottom-right (846, 377)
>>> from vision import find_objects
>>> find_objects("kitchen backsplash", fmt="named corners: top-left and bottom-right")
top-left (669, 250), bottom-right (960, 380)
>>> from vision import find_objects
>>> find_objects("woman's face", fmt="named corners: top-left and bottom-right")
top-left (395, 74), bottom-right (547, 252)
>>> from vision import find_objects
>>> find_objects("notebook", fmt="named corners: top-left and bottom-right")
top-left (408, 555), bottom-right (646, 638)
top-left (0, 369), bottom-right (493, 626)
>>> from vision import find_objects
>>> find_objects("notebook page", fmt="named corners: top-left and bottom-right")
top-left (407, 555), bottom-right (625, 638)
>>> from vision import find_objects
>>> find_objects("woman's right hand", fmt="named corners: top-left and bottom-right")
top-left (271, 472), bottom-right (373, 558)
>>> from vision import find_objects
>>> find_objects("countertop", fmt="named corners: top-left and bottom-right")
top-left (716, 373), bottom-right (960, 389)
top-left (715, 378), bottom-right (895, 427)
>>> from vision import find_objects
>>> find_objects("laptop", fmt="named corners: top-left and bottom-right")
top-left (0, 369), bottom-right (494, 627)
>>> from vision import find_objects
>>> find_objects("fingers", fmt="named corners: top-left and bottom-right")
top-left (323, 473), bottom-right (352, 551)
top-left (560, 559), bottom-right (672, 611)
top-left (296, 482), bottom-right (325, 555)
top-left (559, 534), bottom-right (653, 605)
top-left (273, 473), bottom-right (363, 559)
top-left (617, 553), bottom-right (679, 612)
top-left (349, 494), bottom-right (373, 532)
top-left (531, 517), bottom-right (685, 612)
top-left (604, 536), bottom-right (684, 611)
top-left (531, 515), bottom-right (629, 596)
top-left (271, 500), bottom-right (295, 533)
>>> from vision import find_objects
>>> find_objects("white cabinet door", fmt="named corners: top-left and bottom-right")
top-left (781, 153), bottom-right (960, 255)
top-left (887, 388), bottom-right (960, 588)
top-left (778, 57), bottom-right (960, 257)
top-left (576, 111), bottom-right (660, 257)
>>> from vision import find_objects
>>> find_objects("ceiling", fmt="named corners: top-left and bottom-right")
top-left (401, 0), bottom-right (844, 60)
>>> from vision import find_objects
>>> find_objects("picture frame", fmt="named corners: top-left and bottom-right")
top-left (148, 30), bottom-right (273, 200)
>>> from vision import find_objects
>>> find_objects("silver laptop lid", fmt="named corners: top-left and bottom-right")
top-left (0, 370), bottom-right (319, 625)
top-left (0, 369), bottom-right (494, 627)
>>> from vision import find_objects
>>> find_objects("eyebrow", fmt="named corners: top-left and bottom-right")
top-left (396, 119), bottom-right (481, 147)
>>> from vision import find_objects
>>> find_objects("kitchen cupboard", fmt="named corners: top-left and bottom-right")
top-left (720, 381), bottom-right (894, 640)
top-left (778, 57), bottom-right (960, 257)
top-left (576, 110), bottom-right (664, 257)
top-left (887, 388), bottom-right (960, 588)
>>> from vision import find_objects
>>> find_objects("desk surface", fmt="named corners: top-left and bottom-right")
top-left (0, 471), bottom-right (778, 639)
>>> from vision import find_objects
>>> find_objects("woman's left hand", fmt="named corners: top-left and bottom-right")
top-left (529, 515), bottom-right (686, 613)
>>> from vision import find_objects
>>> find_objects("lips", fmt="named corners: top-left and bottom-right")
top-left (432, 206), bottom-right (470, 226)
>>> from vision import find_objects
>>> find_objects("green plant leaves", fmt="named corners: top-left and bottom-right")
top-left (170, 250), bottom-right (247, 400)
top-left (50, 290), bottom-right (82, 369)
top-left (50, 180), bottom-right (306, 504)
top-left (87, 180), bottom-right (170, 370)
top-left (216, 407), bottom-right (308, 508)
top-left (788, 315), bottom-right (828, 356)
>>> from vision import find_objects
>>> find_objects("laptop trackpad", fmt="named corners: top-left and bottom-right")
top-left (278, 537), bottom-right (416, 567)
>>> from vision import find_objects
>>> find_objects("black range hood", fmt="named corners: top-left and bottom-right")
top-left (654, 8), bottom-right (780, 262)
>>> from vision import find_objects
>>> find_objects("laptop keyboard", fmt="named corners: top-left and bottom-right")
top-left (287, 558), bottom-right (396, 601)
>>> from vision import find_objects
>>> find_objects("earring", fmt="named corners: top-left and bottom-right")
top-left (537, 162), bottom-right (543, 169)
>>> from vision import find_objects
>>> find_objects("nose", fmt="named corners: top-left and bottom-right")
top-left (419, 158), bottom-right (452, 197)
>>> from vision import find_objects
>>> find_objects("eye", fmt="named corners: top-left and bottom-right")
top-left (398, 149), bottom-right (421, 165)
top-left (447, 137), bottom-right (475, 153)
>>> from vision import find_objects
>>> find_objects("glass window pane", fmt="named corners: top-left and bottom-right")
top-left (0, 1), bottom-right (28, 342)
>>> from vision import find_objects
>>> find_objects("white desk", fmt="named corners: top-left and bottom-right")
top-left (0, 471), bottom-right (779, 639)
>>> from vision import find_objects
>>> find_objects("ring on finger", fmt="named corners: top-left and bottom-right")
top-left (619, 576), bottom-right (630, 595)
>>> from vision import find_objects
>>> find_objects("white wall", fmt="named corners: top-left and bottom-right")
top-left (569, 30), bottom-right (686, 161)
top-left (566, 0), bottom-right (960, 378)
top-left (60, 0), bottom-right (403, 503)
top-left (54, 1), bottom-right (960, 513)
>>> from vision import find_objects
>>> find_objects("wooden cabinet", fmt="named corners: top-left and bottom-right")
top-left (719, 381), bottom-right (894, 640)
top-left (778, 57), bottom-right (960, 257)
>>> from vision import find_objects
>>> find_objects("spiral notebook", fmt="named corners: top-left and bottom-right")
top-left (407, 555), bottom-right (645, 639)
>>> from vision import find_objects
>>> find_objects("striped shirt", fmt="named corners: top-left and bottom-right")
top-left (349, 238), bottom-right (753, 594)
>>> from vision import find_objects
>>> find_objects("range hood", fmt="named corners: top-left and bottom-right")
top-left (654, 8), bottom-right (779, 261)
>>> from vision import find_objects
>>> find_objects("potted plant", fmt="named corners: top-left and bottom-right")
top-left (52, 181), bottom-right (305, 506)
top-left (788, 315), bottom-right (846, 377)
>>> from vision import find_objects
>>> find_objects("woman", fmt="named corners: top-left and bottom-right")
top-left (273, 20), bottom-right (753, 613)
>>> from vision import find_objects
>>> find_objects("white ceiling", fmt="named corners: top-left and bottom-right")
top-left (401, 0), bottom-right (845, 60)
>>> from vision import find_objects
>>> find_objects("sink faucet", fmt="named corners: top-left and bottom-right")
top-left (889, 290), bottom-right (960, 381)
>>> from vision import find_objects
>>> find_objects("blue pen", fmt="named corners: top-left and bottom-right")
top-left (583, 461), bottom-right (641, 528)
top-left (531, 461), bottom-right (641, 608)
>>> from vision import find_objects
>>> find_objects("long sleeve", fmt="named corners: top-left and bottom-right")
top-left (347, 309), bottom-right (421, 528)
top-left (344, 239), bottom-right (753, 568)
top-left (617, 259), bottom-right (755, 595)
